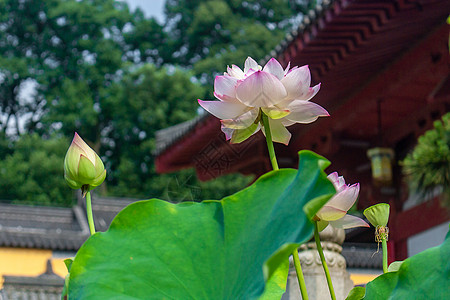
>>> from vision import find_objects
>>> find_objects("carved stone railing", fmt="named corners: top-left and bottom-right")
top-left (282, 226), bottom-right (353, 300)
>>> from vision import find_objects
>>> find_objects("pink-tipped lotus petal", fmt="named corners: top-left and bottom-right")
top-left (275, 84), bottom-right (321, 108)
top-left (316, 205), bottom-right (347, 221)
top-left (198, 100), bottom-right (249, 120)
top-left (280, 65), bottom-right (311, 100)
top-left (221, 125), bottom-right (234, 140)
top-left (329, 214), bottom-right (370, 229)
top-left (227, 65), bottom-right (245, 79)
top-left (327, 172), bottom-right (346, 192)
top-left (326, 183), bottom-right (360, 212)
top-left (285, 100), bottom-right (329, 124)
top-left (214, 75), bottom-right (239, 101)
top-left (262, 118), bottom-right (292, 145)
top-left (263, 58), bottom-right (285, 80)
top-left (244, 57), bottom-right (260, 74)
top-left (302, 83), bottom-right (321, 101)
top-left (221, 109), bottom-right (259, 129)
top-left (214, 92), bottom-right (236, 102)
top-left (236, 71), bottom-right (287, 107)
top-left (261, 106), bottom-right (290, 119)
top-left (73, 133), bottom-right (96, 163)
top-left (327, 172), bottom-right (339, 184)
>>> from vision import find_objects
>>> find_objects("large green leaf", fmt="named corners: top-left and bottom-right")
top-left (357, 226), bottom-right (450, 299)
top-left (68, 151), bottom-right (335, 299)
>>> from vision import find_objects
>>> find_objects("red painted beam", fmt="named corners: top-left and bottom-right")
top-left (389, 196), bottom-right (450, 260)
top-left (289, 23), bottom-right (449, 154)
top-left (391, 197), bottom-right (450, 242)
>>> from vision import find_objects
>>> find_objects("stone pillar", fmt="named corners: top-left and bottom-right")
top-left (282, 226), bottom-right (354, 300)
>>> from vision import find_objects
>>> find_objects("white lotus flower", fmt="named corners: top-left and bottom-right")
top-left (315, 172), bottom-right (369, 230)
top-left (198, 57), bottom-right (329, 144)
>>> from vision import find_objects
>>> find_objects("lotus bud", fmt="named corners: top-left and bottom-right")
top-left (64, 133), bottom-right (106, 196)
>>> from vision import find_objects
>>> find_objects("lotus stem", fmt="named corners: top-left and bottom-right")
top-left (382, 239), bottom-right (388, 273)
top-left (86, 191), bottom-right (96, 235)
top-left (292, 248), bottom-right (309, 300)
top-left (261, 111), bottom-right (279, 170)
top-left (314, 221), bottom-right (336, 300)
top-left (261, 110), bottom-right (308, 297)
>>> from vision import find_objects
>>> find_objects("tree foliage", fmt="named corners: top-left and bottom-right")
top-left (402, 113), bottom-right (450, 207)
top-left (164, 0), bottom-right (317, 84)
top-left (0, 134), bottom-right (72, 206)
top-left (0, 0), bottom-right (313, 205)
top-left (0, 0), bottom-right (133, 137)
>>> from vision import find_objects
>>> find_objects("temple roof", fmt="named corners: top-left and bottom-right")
top-left (155, 0), bottom-right (450, 190)
top-left (0, 260), bottom-right (64, 300)
top-left (0, 195), bottom-right (137, 251)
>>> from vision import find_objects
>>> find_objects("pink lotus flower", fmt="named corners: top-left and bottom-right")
top-left (198, 57), bottom-right (329, 144)
top-left (315, 172), bottom-right (369, 230)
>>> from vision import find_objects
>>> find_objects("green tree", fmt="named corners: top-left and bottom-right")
top-left (402, 113), bottom-right (450, 207)
top-left (0, 134), bottom-right (73, 206)
top-left (0, 0), bottom-right (312, 205)
top-left (164, 0), bottom-right (317, 84)
top-left (0, 0), bottom-right (135, 138)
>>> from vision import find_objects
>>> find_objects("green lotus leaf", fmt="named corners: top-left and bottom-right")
top-left (67, 151), bottom-right (335, 299)
top-left (346, 286), bottom-right (366, 300)
top-left (363, 226), bottom-right (450, 299)
top-left (387, 261), bottom-right (403, 273)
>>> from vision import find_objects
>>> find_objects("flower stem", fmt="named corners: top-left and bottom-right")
top-left (261, 111), bottom-right (279, 170)
top-left (292, 248), bottom-right (309, 300)
top-left (261, 111), bottom-right (308, 297)
top-left (314, 221), bottom-right (336, 300)
top-left (86, 191), bottom-right (96, 235)
top-left (382, 239), bottom-right (388, 273)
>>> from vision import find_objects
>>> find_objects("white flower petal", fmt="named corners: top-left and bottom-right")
top-left (221, 125), bottom-right (234, 140)
top-left (236, 71), bottom-right (287, 107)
top-left (263, 58), bottom-right (284, 80)
top-left (337, 176), bottom-right (345, 188)
top-left (283, 62), bottom-right (291, 76)
top-left (326, 183), bottom-right (360, 212)
top-left (284, 100), bottom-right (329, 124)
top-left (327, 172), bottom-right (339, 186)
top-left (327, 172), bottom-right (346, 192)
top-left (221, 109), bottom-right (259, 129)
top-left (329, 214), bottom-right (369, 229)
top-left (302, 83), bottom-right (321, 101)
top-left (280, 65), bottom-right (311, 99)
top-left (280, 118), bottom-right (296, 127)
top-left (227, 65), bottom-right (245, 79)
top-left (244, 57), bottom-right (260, 73)
top-left (261, 118), bottom-right (292, 145)
top-left (214, 75), bottom-right (238, 101)
top-left (198, 100), bottom-right (249, 120)
top-left (316, 205), bottom-right (347, 221)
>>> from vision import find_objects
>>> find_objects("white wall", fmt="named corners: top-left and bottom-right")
top-left (407, 221), bottom-right (450, 257)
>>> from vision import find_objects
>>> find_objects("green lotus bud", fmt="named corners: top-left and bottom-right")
top-left (363, 203), bottom-right (390, 227)
top-left (64, 133), bottom-right (106, 196)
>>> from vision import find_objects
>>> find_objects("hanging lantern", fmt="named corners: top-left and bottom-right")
top-left (367, 147), bottom-right (395, 186)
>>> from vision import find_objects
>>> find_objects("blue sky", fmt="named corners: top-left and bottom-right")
top-left (124, 0), bottom-right (165, 22)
